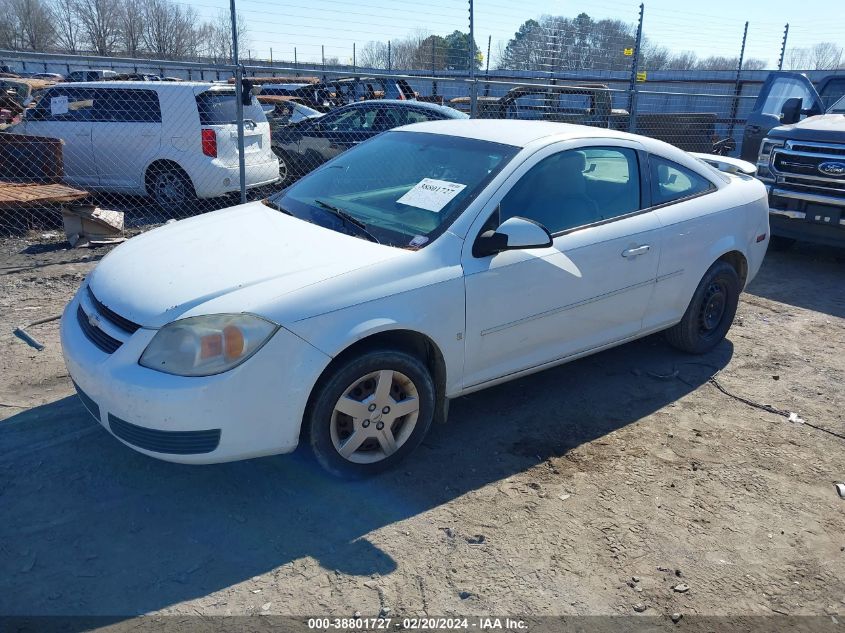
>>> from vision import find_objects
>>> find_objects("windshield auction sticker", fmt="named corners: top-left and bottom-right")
top-left (397, 178), bottom-right (467, 213)
top-left (50, 96), bottom-right (69, 116)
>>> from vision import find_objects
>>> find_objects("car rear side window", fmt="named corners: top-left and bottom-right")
top-left (96, 89), bottom-right (161, 123)
top-left (649, 156), bottom-right (715, 206)
top-left (196, 90), bottom-right (265, 125)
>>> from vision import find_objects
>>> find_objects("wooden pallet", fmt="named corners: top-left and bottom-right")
top-left (0, 181), bottom-right (88, 209)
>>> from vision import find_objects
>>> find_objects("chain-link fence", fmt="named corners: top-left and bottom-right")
top-left (0, 0), bottom-right (843, 238)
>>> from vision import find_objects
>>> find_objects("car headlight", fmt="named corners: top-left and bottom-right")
top-left (757, 138), bottom-right (785, 180)
top-left (139, 314), bottom-right (278, 377)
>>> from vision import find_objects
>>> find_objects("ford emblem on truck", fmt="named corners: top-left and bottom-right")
top-left (818, 161), bottom-right (845, 177)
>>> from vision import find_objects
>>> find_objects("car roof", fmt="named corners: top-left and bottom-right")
top-left (396, 119), bottom-right (653, 148)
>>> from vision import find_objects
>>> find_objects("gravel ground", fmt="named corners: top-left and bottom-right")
top-left (1, 233), bottom-right (843, 620)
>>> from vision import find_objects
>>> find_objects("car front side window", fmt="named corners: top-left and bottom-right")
top-left (30, 88), bottom-right (96, 122)
top-left (499, 146), bottom-right (641, 234)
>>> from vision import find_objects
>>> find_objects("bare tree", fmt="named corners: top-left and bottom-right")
top-left (120, 0), bottom-right (144, 56)
top-left (666, 51), bottom-right (698, 70)
top-left (76, 0), bottom-right (121, 55)
top-left (202, 9), bottom-right (249, 63)
top-left (52, 0), bottom-right (81, 52)
top-left (0, 0), bottom-right (21, 49)
top-left (783, 47), bottom-right (810, 70)
top-left (809, 42), bottom-right (843, 70)
top-left (12, 0), bottom-right (55, 51)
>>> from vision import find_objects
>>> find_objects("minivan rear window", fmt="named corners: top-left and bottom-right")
top-left (196, 90), bottom-right (265, 125)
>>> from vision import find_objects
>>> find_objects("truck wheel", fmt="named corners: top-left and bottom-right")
top-left (305, 349), bottom-right (436, 478)
top-left (768, 236), bottom-right (796, 252)
top-left (665, 261), bottom-right (740, 355)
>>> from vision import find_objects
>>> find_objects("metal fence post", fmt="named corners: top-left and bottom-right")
top-left (468, 0), bottom-right (477, 118)
top-left (778, 24), bottom-right (789, 70)
top-left (727, 21), bottom-right (749, 142)
top-left (353, 43), bottom-right (356, 73)
top-left (627, 3), bottom-right (644, 133)
top-left (484, 34), bottom-right (491, 97)
top-left (229, 0), bottom-right (247, 204)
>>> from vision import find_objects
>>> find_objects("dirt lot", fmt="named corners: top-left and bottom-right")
top-left (1, 233), bottom-right (843, 621)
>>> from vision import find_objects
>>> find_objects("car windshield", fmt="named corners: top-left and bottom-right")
top-left (828, 95), bottom-right (845, 114)
top-left (266, 131), bottom-right (519, 248)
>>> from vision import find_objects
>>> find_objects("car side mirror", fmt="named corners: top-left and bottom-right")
top-left (473, 216), bottom-right (553, 258)
top-left (780, 97), bottom-right (802, 125)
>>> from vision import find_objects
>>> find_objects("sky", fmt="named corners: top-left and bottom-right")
top-left (182, 0), bottom-right (845, 67)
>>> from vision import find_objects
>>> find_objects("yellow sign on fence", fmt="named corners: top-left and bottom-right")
top-left (623, 48), bottom-right (634, 56)
top-left (636, 71), bottom-right (647, 82)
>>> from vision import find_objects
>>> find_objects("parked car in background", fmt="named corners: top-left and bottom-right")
top-left (452, 83), bottom-right (722, 154)
top-left (754, 91), bottom-right (845, 250)
top-left (29, 73), bottom-right (65, 81)
top-left (272, 100), bottom-right (466, 183)
top-left (62, 120), bottom-right (769, 477)
top-left (66, 70), bottom-right (119, 82)
top-left (12, 81), bottom-right (279, 210)
top-left (259, 95), bottom-right (322, 126)
top-left (258, 76), bottom-right (417, 112)
top-left (741, 71), bottom-right (845, 163)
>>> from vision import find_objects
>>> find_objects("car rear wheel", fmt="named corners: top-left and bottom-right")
top-left (306, 349), bottom-right (435, 478)
top-left (148, 164), bottom-right (196, 214)
top-left (665, 260), bottom-right (740, 354)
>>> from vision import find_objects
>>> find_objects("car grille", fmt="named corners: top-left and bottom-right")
top-left (108, 414), bottom-right (221, 455)
top-left (77, 305), bottom-right (123, 354)
top-left (87, 286), bottom-right (141, 334)
top-left (772, 142), bottom-right (845, 196)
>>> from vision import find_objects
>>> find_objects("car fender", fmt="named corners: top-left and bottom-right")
top-left (285, 278), bottom-right (466, 398)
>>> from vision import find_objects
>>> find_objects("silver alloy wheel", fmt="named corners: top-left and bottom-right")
top-left (154, 171), bottom-right (187, 206)
top-left (330, 369), bottom-right (420, 464)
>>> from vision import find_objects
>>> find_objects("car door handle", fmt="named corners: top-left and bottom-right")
top-left (622, 245), bottom-right (651, 258)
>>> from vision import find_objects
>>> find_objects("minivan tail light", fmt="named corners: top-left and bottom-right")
top-left (201, 129), bottom-right (217, 157)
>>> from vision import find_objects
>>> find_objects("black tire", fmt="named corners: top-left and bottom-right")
top-left (768, 236), bottom-right (796, 252)
top-left (665, 260), bottom-right (740, 354)
top-left (305, 349), bottom-right (436, 478)
top-left (147, 164), bottom-right (196, 215)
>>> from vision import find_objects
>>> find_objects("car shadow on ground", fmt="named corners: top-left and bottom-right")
top-left (747, 242), bottom-right (844, 318)
top-left (0, 335), bottom-right (732, 616)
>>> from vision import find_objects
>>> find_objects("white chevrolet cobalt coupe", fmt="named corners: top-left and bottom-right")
top-left (62, 120), bottom-right (769, 477)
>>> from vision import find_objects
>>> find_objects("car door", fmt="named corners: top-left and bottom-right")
top-left (461, 141), bottom-right (661, 389)
top-left (741, 72), bottom-right (824, 162)
top-left (300, 105), bottom-right (383, 166)
top-left (22, 86), bottom-right (97, 187)
top-left (92, 88), bottom-right (162, 190)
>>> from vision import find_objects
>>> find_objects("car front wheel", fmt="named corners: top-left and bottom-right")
top-left (306, 349), bottom-right (435, 478)
top-left (665, 260), bottom-right (740, 354)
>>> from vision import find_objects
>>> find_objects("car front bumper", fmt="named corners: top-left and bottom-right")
top-left (60, 290), bottom-right (330, 464)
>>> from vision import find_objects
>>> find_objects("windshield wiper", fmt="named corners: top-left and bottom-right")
top-left (313, 199), bottom-right (380, 243)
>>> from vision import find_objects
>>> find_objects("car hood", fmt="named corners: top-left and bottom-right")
top-left (768, 114), bottom-right (845, 144)
top-left (87, 201), bottom-right (405, 328)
